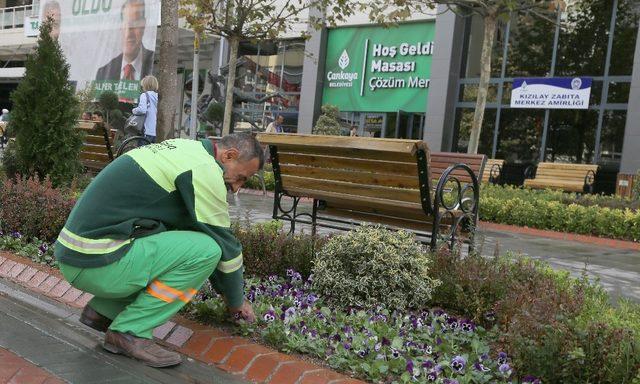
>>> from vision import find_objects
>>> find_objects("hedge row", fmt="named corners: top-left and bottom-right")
top-left (480, 196), bottom-right (640, 241)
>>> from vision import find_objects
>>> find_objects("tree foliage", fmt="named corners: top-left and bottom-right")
top-left (180, 0), bottom-right (357, 135)
top-left (4, 17), bottom-right (82, 186)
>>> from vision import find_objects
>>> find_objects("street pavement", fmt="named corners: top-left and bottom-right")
top-left (229, 191), bottom-right (640, 303)
top-left (0, 278), bottom-right (247, 384)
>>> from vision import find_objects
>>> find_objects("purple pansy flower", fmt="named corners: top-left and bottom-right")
top-left (499, 363), bottom-right (512, 376)
top-left (451, 355), bottom-right (466, 372)
top-left (474, 362), bottom-right (491, 372)
top-left (263, 310), bottom-right (276, 322)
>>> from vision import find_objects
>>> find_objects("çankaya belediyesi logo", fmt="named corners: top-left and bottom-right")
top-left (338, 50), bottom-right (350, 69)
top-left (327, 49), bottom-right (358, 88)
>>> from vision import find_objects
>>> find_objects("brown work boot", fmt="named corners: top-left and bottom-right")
top-left (80, 305), bottom-right (112, 332)
top-left (103, 330), bottom-right (182, 368)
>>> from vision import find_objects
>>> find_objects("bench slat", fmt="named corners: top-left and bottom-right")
top-left (80, 152), bottom-right (110, 162)
top-left (278, 153), bottom-right (419, 177)
top-left (282, 175), bottom-right (421, 204)
top-left (280, 164), bottom-right (420, 189)
top-left (286, 186), bottom-right (423, 212)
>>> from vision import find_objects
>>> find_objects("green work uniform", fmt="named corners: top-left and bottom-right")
top-left (55, 139), bottom-right (244, 339)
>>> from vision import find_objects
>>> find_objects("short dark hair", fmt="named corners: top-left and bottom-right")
top-left (121, 0), bottom-right (145, 21)
top-left (219, 132), bottom-right (264, 169)
top-left (93, 111), bottom-right (104, 117)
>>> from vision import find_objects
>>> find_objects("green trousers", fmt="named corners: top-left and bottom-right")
top-left (59, 231), bottom-right (221, 339)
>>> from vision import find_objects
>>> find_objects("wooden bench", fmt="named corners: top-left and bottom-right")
top-left (76, 120), bottom-right (115, 172)
top-left (480, 158), bottom-right (505, 184)
top-left (524, 162), bottom-right (598, 193)
top-left (257, 133), bottom-right (483, 250)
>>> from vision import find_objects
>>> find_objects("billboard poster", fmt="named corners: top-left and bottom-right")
top-left (321, 22), bottom-right (435, 113)
top-left (38, 0), bottom-right (160, 102)
top-left (510, 77), bottom-right (592, 109)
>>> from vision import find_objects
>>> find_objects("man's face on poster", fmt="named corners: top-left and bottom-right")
top-left (122, 2), bottom-right (145, 62)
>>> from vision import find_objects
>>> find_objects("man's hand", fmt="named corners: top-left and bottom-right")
top-left (229, 300), bottom-right (256, 323)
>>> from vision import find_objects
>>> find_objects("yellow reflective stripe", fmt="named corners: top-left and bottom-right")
top-left (217, 253), bottom-right (243, 273)
top-left (57, 228), bottom-right (131, 254)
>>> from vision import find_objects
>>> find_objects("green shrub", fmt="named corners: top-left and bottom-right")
top-left (232, 220), bottom-right (322, 278)
top-left (480, 194), bottom-right (640, 241)
top-left (0, 176), bottom-right (75, 242)
top-left (9, 18), bottom-right (82, 186)
top-left (312, 226), bottom-right (440, 310)
top-left (243, 171), bottom-right (275, 191)
top-left (312, 105), bottom-right (342, 136)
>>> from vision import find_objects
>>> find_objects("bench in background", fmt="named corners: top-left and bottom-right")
top-left (257, 133), bottom-right (483, 250)
top-left (76, 120), bottom-right (115, 172)
top-left (524, 162), bottom-right (598, 193)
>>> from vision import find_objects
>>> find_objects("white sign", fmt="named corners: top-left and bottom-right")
top-left (24, 16), bottom-right (39, 37)
top-left (511, 77), bottom-right (592, 109)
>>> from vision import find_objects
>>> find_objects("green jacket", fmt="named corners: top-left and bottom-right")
top-left (54, 139), bottom-right (244, 307)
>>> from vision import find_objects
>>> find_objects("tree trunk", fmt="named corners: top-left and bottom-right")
top-left (222, 37), bottom-right (239, 136)
top-left (156, 0), bottom-right (179, 141)
top-left (468, 13), bottom-right (497, 154)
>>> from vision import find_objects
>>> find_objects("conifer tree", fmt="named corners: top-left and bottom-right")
top-left (7, 17), bottom-right (82, 186)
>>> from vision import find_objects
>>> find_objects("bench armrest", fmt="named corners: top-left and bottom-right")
top-left (434, 163), bottom-right (480, 216)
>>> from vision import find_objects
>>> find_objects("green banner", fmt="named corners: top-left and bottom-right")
top-left (322, 22), bottom-right (435, 113)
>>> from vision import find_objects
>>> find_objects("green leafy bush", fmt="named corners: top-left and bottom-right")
top-left (232, 220), bottom-right (322, 278)
top-left (312, 226), bottom-right (440, 310)
top-left (0, 176), bottom-right (75, 242)
top-left (243, 171), bottom-right (275, 191)
top-left (480, 194), bottom-right (640, 241)
top-left (0, 233), bottom-right (57, 267)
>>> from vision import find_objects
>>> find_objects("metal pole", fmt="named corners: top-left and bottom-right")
top-left (492, 17), bottom-right (511, 158)
top-left (595, 0), bottom-right (618, 163)
top-left (539, 6), bottom-right (562, 162)
top-left (190, 36), bottom-right (200, 140)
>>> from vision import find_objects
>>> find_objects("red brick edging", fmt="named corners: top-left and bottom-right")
top-left (0, 252), bottom-right (365, 384)
top-left (479, 221), bottom-right (640, 251)
top-left (0, 348), bottom-right (65, 384)
top-left (238, 189), bottom-right (640, 251)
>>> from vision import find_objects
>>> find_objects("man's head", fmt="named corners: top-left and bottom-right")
top-left (43, 1), bottom-right (61, 41)
top-left (275, 115), bottom-right (284, 125)
top-left (215, 133), bottom-right (264, 193)
top-left (121, 0), bottom-right (146, 62)
top-left (81, 111), bottom-right (91, 120)
top-left (92, 111), bottom-right (104, 122)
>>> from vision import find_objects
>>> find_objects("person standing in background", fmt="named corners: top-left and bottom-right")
top-left (265, 115), bottom-right (284, 133)
top-left (132, 75), bottom-right (158, 142)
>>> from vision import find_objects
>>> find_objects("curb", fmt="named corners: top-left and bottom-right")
top-left (237, 189), bottom-right (640, 251)
top-left (0, 252), bottom-right (365, 384)
top-left (479, 221), bottom-right (640, 251)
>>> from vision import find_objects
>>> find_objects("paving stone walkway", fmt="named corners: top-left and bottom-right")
top-left (229, 191), bottom-right (640, 303)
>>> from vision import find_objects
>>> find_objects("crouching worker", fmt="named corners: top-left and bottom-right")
top-left (54, 133), bottom-right (262, 367)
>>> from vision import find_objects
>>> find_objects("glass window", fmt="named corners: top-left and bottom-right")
top-left (455, 108), bottom-right (495, 156)
top-left (545, 110), bottom-right (598, 164)
top-left (556, 1), bottom-right (612, 77)
top-left (599, 110), bottom-right (626, 167)
top-left (496, 109), bottom-right (544, 163)
top-left (233, 39), bottom-right (304, 133)
top-left (459, 83), bottom-right (499, 103)
top-left (609, 0), bottom-right (639, 76)
top-left (607, 81), bottom-right (631, 104)
top-left (506, 11), bottom-right (555, 77)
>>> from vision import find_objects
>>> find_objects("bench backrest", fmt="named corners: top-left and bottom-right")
top-left (482, 158), bottom-right (505, 183)
top-left (533, 162), bottom-right (598, 183)
top-left (430, 152), bottom-right (486, 185)
top-left (257, 133), bottom-right (433, 216)
top-left (76, 120), bottom-right (114, 167)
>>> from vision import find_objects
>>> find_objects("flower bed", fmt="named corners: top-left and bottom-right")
top-left (189, 273), bottom-right (521, 384)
